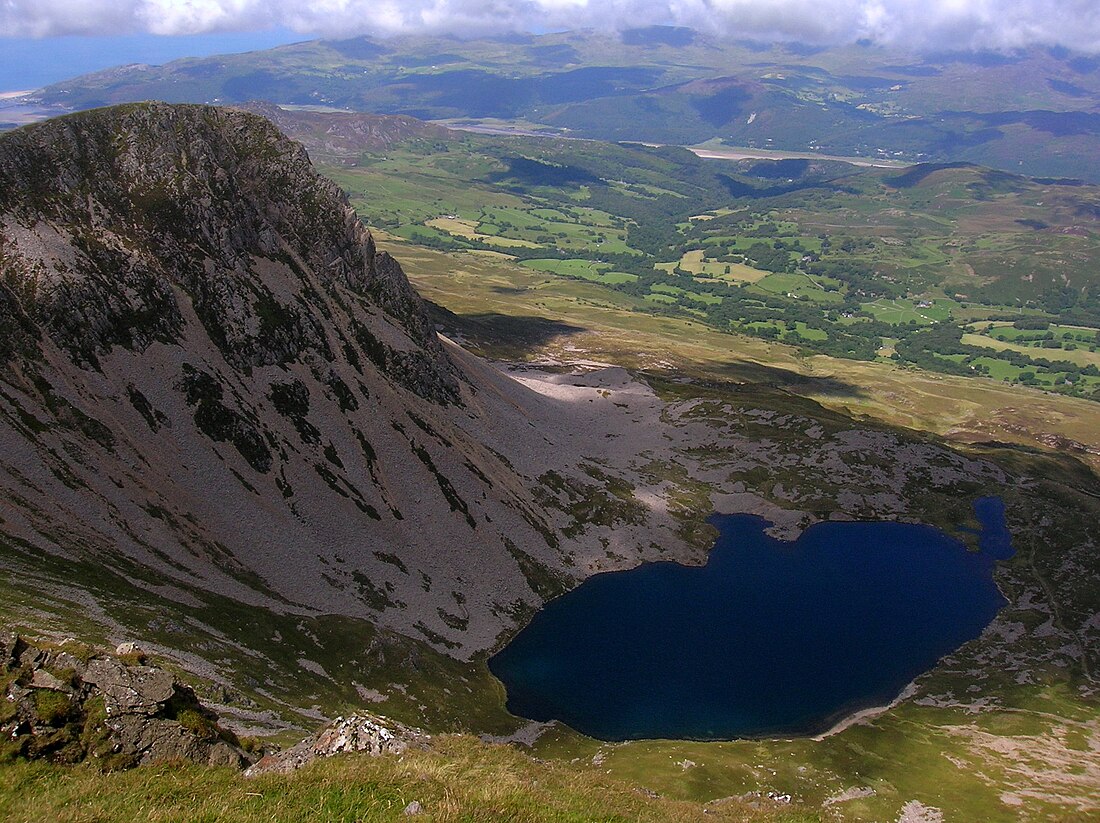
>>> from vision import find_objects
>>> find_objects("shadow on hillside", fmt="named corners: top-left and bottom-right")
top-left (427, 302), bottom-right (585, 352)
top-left (712, 361), bottom-right (867, 398)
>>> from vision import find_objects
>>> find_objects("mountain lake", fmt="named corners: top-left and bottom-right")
top-left (489, 498), bottom-right (1014, 740)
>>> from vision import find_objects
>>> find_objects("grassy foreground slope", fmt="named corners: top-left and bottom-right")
top-left (0, 739), bottom-right (811, 822)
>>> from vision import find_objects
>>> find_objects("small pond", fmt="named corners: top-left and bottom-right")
top-left (489, 498), bottom-right (1013, 741)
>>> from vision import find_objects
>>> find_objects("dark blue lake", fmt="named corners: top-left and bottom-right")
top-left (489, 499), bottom-right (1013, 740)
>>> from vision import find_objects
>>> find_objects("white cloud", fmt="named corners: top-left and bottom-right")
top-left (2, 0), bottom-right (140, 37)
top-left (1, 0), bottom-right (1098, 53)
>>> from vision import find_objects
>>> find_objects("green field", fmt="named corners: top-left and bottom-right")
top-left (651, 282), bottom-right (722, 304)
top-left (676, 249), bottom-right (770, 282)
top-left (963, 333), bottom-right (1100, 369)
top-left (319, 125), bottom-right (1100, 401)
top-left (864, 298), bottom-right (955, 325)
top-left (751, 272), bottom-right (846, 304)
top-left (522, 258), bottom-right (610, 277)
top-left (519, 259), bottom-right (640, 286)
top-left (644, 291), bottom-right (679, 304)
top-left (988, 323), bottom-right (1100, 344)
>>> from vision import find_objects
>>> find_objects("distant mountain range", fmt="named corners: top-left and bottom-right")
top-left (20, 27), bottom-right (1100, 181)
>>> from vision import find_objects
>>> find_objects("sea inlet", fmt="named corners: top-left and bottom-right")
top-left (489, 498), bottom-right (1014, 741)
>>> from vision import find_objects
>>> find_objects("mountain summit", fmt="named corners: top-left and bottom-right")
top-left (0, 102), bottom-right (606, 658)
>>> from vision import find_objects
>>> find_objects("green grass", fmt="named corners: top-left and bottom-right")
top-left (969, 356), bottom-right (1027, 381)
top-left (963, 333), bottom-right (1100, 369)
top-left (0, 537), bottom-right (521, 739)
top-left (320, 120), bottom-right (1100, 401)
top-left (675, 250), bottom-right (766, 280)
top-left (518, 259), bottom-right (638, 286)
top-left (650, 284), bottom-right (722, 305)
top-left (601, 271), bottom-right (640, 284)
top-left (529, 680), bottom-right (1100, 823)
top-left (379, 231), bottom-right (1100, 474)
top-left (327, 163), bottom-right (522, 229)
top-left (787, 322), bottom-right (828, 341)
top-left (750, 273), bottom-right (845, 304)
top-left (521, 259), bottom-right (610, 278)
top-left (475, 204), bottom-right (632, 253)
top-left (0, 739), bottom-right (814, 823)
top-left (863, 298), bottom-right (954, 325)
top-left (987, 324), bottom-right (1099, 344)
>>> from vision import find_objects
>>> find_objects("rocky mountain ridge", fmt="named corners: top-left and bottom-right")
top-left (236, 102), bottom-right (453, 166)
top-left (0, 103), bottom-right (692, 663)
top-left (0, 102), bottom-right (448, 390)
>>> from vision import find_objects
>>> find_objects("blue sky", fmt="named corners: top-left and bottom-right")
top-left (0, 30), bottom-right (304, 91)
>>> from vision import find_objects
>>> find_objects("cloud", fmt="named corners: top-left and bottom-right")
top-left (2, 0), bottom-right (1098, 53)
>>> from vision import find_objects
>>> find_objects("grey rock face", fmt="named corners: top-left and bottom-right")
top-left (0, 631), bottom-right (22, 669)
top-left (0, 102), bottom-right (578, 658)
top-left (0, 103), bottom-right (455, 399)
top-left (83, 657), bottom-right (177, 716)
top-left (109, 715), bottom-right (248, 768)
top-left (28, 669), bottom-right (70, 692)
top-left (1, 632), bottom-right (251, 770)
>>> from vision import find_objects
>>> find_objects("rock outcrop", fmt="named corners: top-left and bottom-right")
top-left (0, 102), bottom-right (454, 399)
top-left (1, 632), bottom-right (251, 770)
top-left (244, 712), bottom-right (429, 776)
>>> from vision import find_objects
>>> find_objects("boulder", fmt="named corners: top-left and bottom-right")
top-left (83, 657), bottom-right (176, 716)
top-left (245, 713), bottom-right (430, 777)
top-left (47, 650), bottom-right (88, 678)
top-left (107, 715), bottom-right (250, 769)
top-left (1, 631), bottom-right (253, 771)
top-left (115, 642), bottom-right (145, 659)
top-left (28, 669), bottom-right (69, 692)
top-left (0, 631), bottom-right (22, 669)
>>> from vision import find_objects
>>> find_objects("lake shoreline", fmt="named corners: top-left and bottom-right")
top-left (812, 681), bottom-right (922, 740)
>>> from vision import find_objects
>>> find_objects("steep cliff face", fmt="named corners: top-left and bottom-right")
top-left (0, 102), bottom-right (450, 398)
top-left (0, 103), bottom-right (582, 656)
